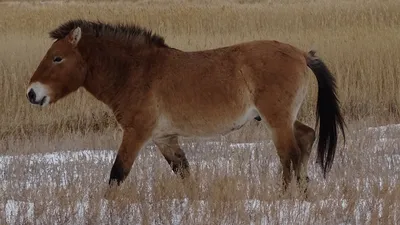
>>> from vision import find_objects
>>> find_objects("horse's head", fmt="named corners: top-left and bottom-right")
top-left (26, 27), bottom-right (86, 107)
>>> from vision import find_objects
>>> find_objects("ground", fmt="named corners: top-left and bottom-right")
top-left (2, 123), bottom-right (399, 224)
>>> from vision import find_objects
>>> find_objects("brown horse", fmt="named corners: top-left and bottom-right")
top-left (26, 19), bottom-right (345, 194)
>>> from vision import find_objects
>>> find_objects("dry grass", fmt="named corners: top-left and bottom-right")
top-left (1, 0), bottom-right (400, 137)
top-left (1, 0), bottom-right (400, 224)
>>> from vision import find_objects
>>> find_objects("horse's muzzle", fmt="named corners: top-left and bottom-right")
top-left (26, 83), bottom-right (50, 106)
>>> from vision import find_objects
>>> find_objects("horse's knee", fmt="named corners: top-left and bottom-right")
top-left (108, 129), bottom-right (149, 187)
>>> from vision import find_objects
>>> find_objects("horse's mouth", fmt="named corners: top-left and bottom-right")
top-left (39, 96), bottom-right (47, 106)
top-left (38, 96), bottom-right (49, 106)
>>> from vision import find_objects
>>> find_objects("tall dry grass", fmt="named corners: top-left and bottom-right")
top-left (1, 0), bottom-right (400, 224)
top-left (1, 0), bottom-right (400, 138)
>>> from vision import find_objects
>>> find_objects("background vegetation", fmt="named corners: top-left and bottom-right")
top-left (1, 0), bottom-right (400, 139)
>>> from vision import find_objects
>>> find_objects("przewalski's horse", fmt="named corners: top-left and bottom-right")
top-left (26, 19), bottom-right (345, 194)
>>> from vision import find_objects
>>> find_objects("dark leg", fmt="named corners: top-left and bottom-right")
top-left (154, 135), bottom-right (190, 179)
top-left (108, 128), bottom-right (151, 187)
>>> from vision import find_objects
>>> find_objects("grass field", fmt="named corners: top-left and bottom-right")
top-left (1, 0), bottom-right (399, 224)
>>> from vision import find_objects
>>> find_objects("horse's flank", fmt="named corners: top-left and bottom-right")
top-left (26, 20), bottom-right (345, 195)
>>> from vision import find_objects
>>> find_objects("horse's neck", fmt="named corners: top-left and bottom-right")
top-left (80, 42), bottom-right (151, 111)
top-left (82, 54), bottom-right (128, 110)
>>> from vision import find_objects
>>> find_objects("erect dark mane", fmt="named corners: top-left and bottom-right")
top-left (49, 19), bottom-right (168, 48)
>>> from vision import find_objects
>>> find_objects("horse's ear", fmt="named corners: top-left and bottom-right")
top-left (68, 27), bottom-right (81, 47)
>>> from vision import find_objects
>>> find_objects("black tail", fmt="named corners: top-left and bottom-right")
top-left (306, 50), bottom-right (346, 178)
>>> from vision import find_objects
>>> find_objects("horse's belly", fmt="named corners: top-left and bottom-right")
top-left (154, 106), bottom-right (260, 138)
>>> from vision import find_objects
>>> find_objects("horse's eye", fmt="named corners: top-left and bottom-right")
top-left (53, 56), bottom-right (63, 63)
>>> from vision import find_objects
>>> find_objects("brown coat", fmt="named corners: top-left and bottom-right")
top-left (26, 20), bottom-right (345, 196)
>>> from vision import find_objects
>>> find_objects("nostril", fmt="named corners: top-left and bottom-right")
top-left (27, 89), bottom-right (36, 103)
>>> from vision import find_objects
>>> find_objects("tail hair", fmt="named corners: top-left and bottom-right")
top-left (306, 50), bottom-right (346, 178)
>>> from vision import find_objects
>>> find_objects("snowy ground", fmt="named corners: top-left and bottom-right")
top-left (1, 124), bottom-right (399, 224)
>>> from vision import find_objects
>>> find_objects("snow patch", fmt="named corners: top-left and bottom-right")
top-left (5, 200), bottom-right (34, 225)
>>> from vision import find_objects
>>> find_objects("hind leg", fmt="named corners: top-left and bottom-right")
top-left (255, 102), bottom-right (301, 193)
top-left (154, 135), bottom-right (190, 179)
top-left (256, 113), bottom-right (301, 192)
top-left (270, 125), bottom-right (301, 192)
top-left (294, 120), bottom-right (316, 194)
